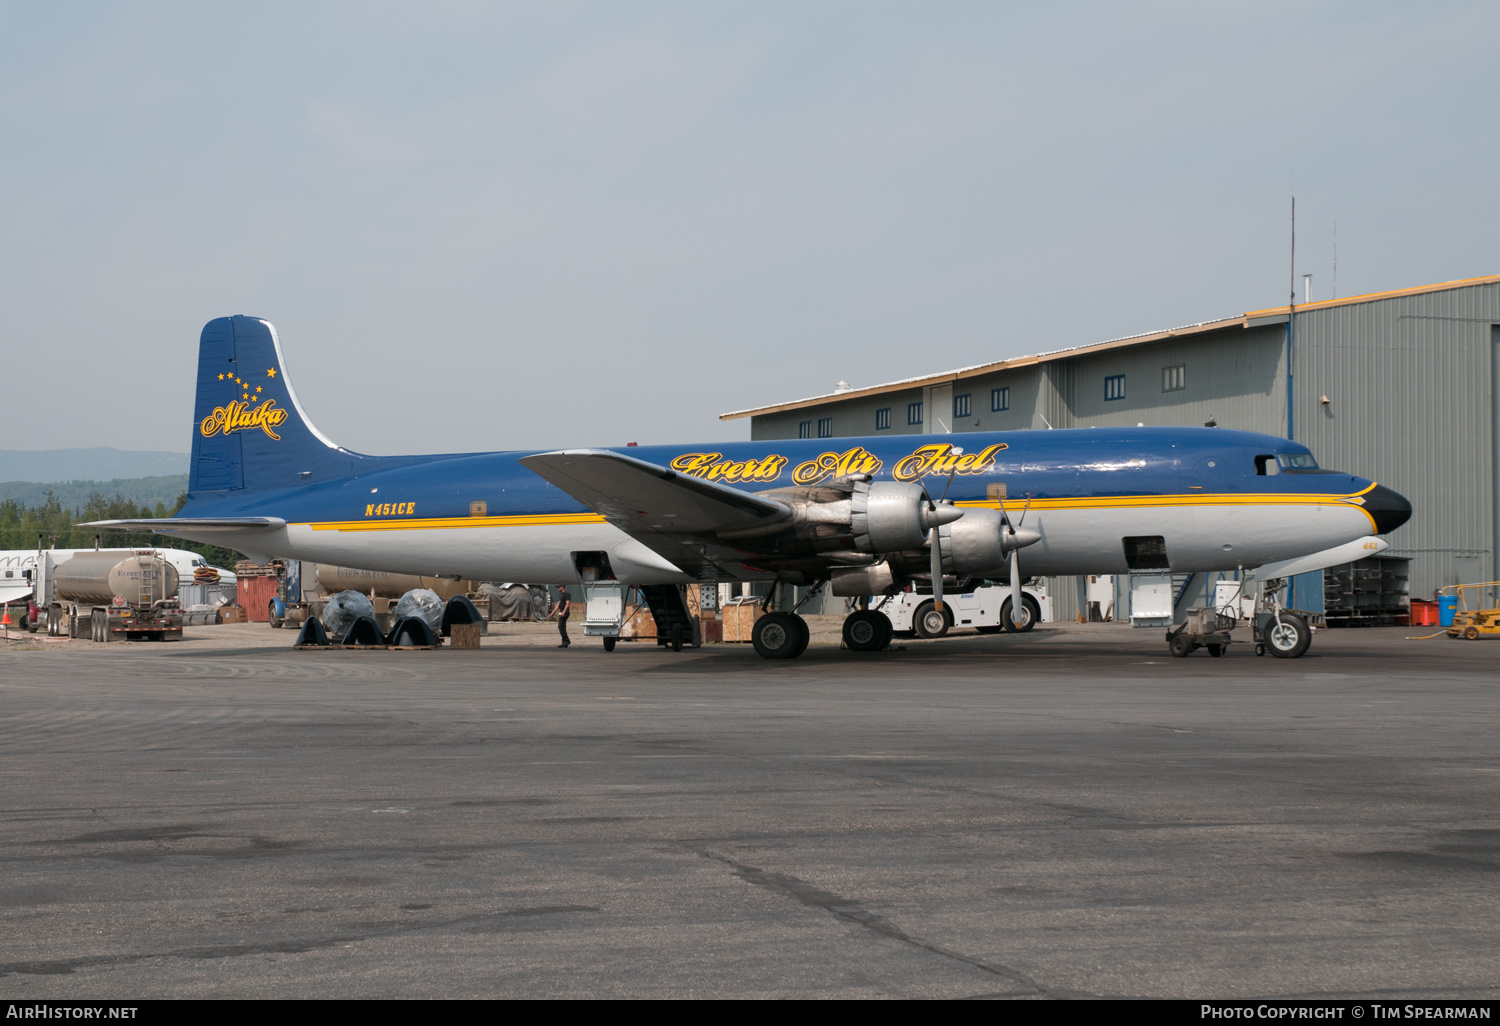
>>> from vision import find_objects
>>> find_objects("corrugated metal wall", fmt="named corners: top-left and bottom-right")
top-left (1293, 283), bottom-right (1500, 599)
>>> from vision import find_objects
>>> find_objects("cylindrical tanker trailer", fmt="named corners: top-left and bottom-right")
top-left (42, 549), bottom-right (183, 642)
top-left (313, 565), bottom-right (477, 601)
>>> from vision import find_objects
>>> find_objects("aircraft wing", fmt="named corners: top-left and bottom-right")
top-left (519, 449), bottom-right (791, 580)
top-left (80, 517), bottom-right (287, 532)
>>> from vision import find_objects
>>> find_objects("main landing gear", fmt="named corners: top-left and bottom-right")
top-left (752, 611), bottom-right (810, 660)
top-left (842, 609), bottom-right (894, 652)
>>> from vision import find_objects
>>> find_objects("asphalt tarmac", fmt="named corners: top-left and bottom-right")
top-left (0, 621), bottom-right (1496, 999)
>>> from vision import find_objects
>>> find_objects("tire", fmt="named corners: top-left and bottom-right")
top-left (874, 611), bottom-right (894, 651)
top-left (1266, 613), bottom-right (1311, 659)
top-left (913, 601), bottom-right (951, 639)
top-left (1207, 643), bottom-right (1224, 658)
top-left (269, 600), bottom-right (283, 628)
top-left (1000, 596), bottom-right (1039, 633)
top-left (753, 612), bottom-right (802, 660)
top-left (788, 614), bottom-right (810, 658)
top-left (1255, 644), bottom-right (1265, 656)
top-left (843, 610), bottom-right (887, 652)
top-left (670, 624), bottom-right (684, 652)
top-left (1464, 625), bottom-right (1480, 640)
top-left (603, 636), bottom-right (617, 652)
top-left (1169, 633), bottom-right (1193, 658)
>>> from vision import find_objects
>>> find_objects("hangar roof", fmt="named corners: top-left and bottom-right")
top-left (718, 273), bottom-right (1500, 421)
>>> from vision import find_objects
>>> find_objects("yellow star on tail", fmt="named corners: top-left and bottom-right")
top-left (267, 368), bottom-right (277, 378)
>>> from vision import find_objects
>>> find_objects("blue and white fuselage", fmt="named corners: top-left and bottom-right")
top-left (94, 316), bottom-right (1412, 593)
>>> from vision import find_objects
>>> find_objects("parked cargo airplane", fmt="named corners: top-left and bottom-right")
top-left (88, 316), bottom-right (1411, 658)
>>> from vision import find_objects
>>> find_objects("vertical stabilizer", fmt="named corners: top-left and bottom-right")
top-left (189, 316), bottom-right (366, 494)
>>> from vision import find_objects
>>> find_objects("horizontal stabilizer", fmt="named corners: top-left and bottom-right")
top-left (81, 517), bottom-right (287, 532)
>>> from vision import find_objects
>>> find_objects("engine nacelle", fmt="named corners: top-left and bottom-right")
top-left (850, 479), bottom-right (960, 552)
top-left (937, 506), bottom-right (1007, 576)
top-left (937, 507), bottom-right (1042, 576)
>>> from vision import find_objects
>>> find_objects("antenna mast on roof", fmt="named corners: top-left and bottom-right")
top-left (1332, 218), bottom-right (1337, 299)
top-left (1287, 197), bottom-right (1296, 441)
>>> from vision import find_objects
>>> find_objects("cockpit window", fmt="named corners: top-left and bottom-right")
top-left (1254, 454), bottom-right (1279, 476)
top-left (1277, 453), bottom-right (1318, 470)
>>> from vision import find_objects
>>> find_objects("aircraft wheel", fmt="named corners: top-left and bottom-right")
top-left (913, 601), bottom-right (951, 639)
top-left (874, 611), bottom-right (894, 651)
top-left (753, 612), bottom-right (802, 660)
top-left (1207, 643), bottom-right (1224, 658)
top-left (1464, 625), bottom-right (1480, 640)
top-left (788, 614), bottom-right (810, 658)
top-left (670, 624), bottom-right (685, 651)
top-left (1169, 633), bottom-right (1193, 658)
top-left (843, 610), bottom-right (885, 652)
top-left (1000, 596), bottom-right (1040, 633)
top-left (603, 636), bottom-right (616, 652)
top-left (1266, 614), bottom-right (1311, 659)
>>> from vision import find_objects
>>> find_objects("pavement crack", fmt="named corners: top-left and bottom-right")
top-left (702, 849), bottom-right (1080, 998)
top-left (0, 905), bottom-right (599, 977)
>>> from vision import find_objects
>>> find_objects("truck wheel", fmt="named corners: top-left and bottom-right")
top-left (1267, 614), bottom-right (1312, 659)
top-left (269, 600), bottom-right (284, 628)
top-left (1169, 633), bottom-right (1193, 658)
top-left (1207, 643), bottom-right (1224, 657)
top-left (1000, 596), bottom-right (1039, 633)
top-left (1464, 625), bottom-right (1480, 640)
top-left (913, 601), bottom-right (951, 639)
top-left (603, 636), bottom-right (617, 652)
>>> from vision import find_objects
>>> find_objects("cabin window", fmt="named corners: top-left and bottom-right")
top-left (875, 407), bottom-right (891, 430)
top-left (1105, 375), bottom-right (1126, 401)
top-left (953, 393), bottom-right (971, 419)
top-left (817, 417), bottom-right (833, 438)
top-left (1278, 453), bottom-right (1318, 470)
top-left (798, 420), bottom-right (812, 439)
top-left (1162, 364), bottom-right (1185, 391)
top-left (1123, 535), bottom-right (1170, 570)
top-left (991, 387), bottom-right (1009, 412)
top-left (908, 402), bottom-right (923, 425)
top-left (1254, 454), bottom-right (1279, 476)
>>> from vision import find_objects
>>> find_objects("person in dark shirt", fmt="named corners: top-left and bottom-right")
top-left (550, 586), bottom-right (572, 648)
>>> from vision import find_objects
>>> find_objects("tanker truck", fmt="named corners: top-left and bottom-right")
top-left (32, 549), bottom-right (183, 642)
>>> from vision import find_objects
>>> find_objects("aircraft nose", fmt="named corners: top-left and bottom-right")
top-left (1363, 484), bottom-right (1412, 535)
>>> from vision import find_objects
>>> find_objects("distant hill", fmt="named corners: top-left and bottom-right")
top-left (0, 475), bottom-right (189, 512)
top-left (0, 448), bottom-right (189, 483)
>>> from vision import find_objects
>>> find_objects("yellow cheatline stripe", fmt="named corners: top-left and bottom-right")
top-left (304, 512), bottom-right (609, 532)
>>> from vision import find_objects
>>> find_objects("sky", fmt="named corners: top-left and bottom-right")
top-left (2, 1), bottom-right (1496, 455)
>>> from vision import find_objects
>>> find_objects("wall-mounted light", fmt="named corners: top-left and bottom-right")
top-left (1319, 394), bottom-right (1331, 406)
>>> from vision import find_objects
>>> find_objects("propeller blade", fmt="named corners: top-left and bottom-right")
top-left (1010, 546), bottom-right (1024, 628)
top-left (930, 527), bottom-right (945, 613)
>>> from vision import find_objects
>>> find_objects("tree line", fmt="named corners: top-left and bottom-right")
top-left (0, 491), bottom-right (245, 569)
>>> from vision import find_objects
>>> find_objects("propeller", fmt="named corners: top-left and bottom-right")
top-left (923, 452), bottom-right (964, 615)
top-left (997, 493), bottom-right (1037, 627)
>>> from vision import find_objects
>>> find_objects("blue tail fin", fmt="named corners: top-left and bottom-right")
top-left (189, 316), bottom-right (375, 494)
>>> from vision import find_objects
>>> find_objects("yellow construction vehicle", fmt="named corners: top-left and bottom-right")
top-left (1443, 581), bottom-right (1500, 639)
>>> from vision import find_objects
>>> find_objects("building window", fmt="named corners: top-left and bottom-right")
top-left (875, 407), bottom-right (891, 430)
top-left (817, 417), bottom-right (832, 438)
top-left (991, 387), bottom-right (1009, 412)
top-left (798, 420), bottom-right (812, 439)
top-left (953, 393), bottom-right (971, 419)
top-left (908, 402), bottom-right (923, 425)
top-left (1162, 364), bottom-right (1185, 392)
top-left (1104, 374), bottom-right (1125, 401)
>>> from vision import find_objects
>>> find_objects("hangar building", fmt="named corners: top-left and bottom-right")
top-left (720, 274), bottom-right (1500, 620)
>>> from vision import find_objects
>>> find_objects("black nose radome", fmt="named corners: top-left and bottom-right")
top-left (1364, 484), bottom-right (1412, 535)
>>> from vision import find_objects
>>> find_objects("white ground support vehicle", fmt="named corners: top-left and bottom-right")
top-left (878, 580), bottom-right (1051, 639)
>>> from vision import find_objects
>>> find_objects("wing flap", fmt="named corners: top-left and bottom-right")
top-left (81, 517), bottom-right (287, 531)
